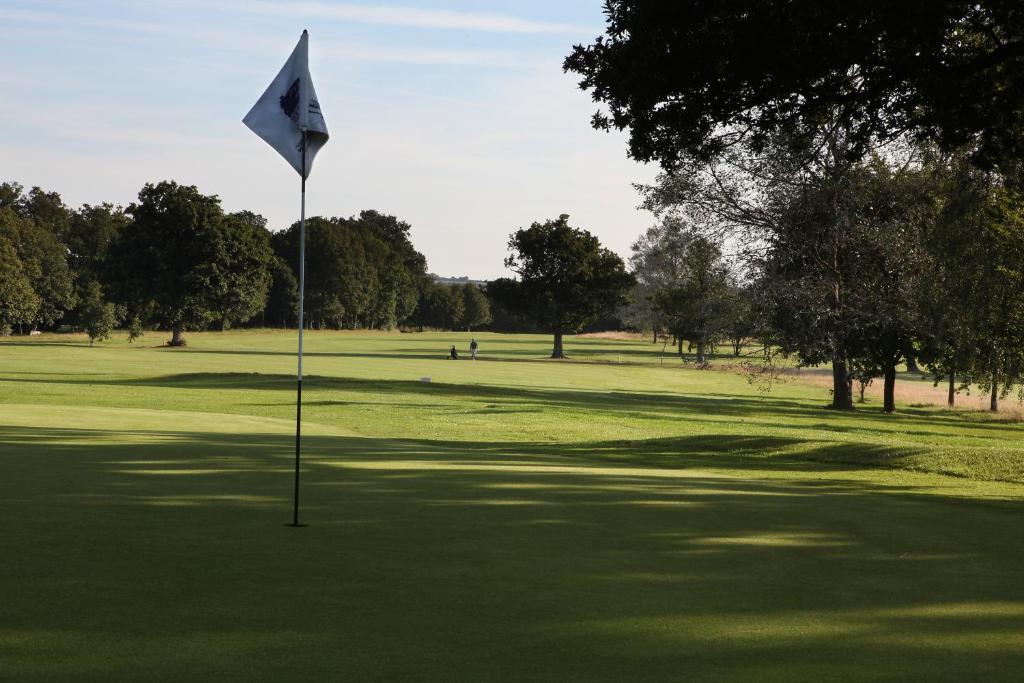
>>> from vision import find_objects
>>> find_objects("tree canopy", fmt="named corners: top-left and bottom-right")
top-left (108, 181), bottom-right (270, 345)
top-left (565, 1), bottom-right (1024, 172)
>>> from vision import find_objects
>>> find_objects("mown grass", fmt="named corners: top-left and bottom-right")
top-left (2, 330), bottom-right (1023, 680)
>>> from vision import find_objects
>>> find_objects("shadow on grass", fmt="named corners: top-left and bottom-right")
top-left (7, 371), bottom-right (1023, 441)
top-left (2, 423), bottom-right (1024, 679)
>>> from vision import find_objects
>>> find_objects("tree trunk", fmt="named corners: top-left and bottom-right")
top-left (947, 369), bottom-right (956, 408)
top-left (551, 330), bottom-right (566, 359)
top-left (677, 337), bottom-right (683, 356)
top-left (882, 364), bottom-right (897, 413)
top-left (831, 357), bottom-right (853, 409)
top-left (696, 337), bottom-right (706, 366)
top-left (652, 328), bottom-right (658, 344)
top-left (905, 353), bottom-right (919, 373)
top-left (990, 370), bottom-right (999, 412)
top-left (733, 338), bottom-right (741, 356)
top-left (169, 327), bottom-right (185, 347)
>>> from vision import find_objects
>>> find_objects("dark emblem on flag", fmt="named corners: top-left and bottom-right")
top-left (280, 79), bottom-right (300, 122)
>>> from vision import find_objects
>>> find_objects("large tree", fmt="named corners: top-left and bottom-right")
top-left (566, 2), bottom-right (1024, 173)
top-left (497, 215), bottom-right (633, 358)
top-left (108, 181), bottom-right (260, 346)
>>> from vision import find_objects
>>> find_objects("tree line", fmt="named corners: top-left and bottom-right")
top-left (0, 179), bottom-right (640, 355)
top-left (0, 180), bottom-right (497, 343)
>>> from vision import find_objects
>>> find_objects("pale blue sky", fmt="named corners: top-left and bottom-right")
top-left (0, 0), bottom-right (654, 278)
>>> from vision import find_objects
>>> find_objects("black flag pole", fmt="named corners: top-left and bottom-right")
top-left (291, 129), bottom-right (308, 527)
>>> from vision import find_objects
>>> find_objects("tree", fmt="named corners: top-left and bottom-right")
top-left (0, 195), bottom-right (75, 330)
top-left (652, 233), bottom-right (734, 365)
top-left (414, 281), bottom-right (464, 330)
top-left (627, 216), bottom-right (692, 343)
top-left (65, 203), bottom-right (129, 329)
top-left (483, 278), bottom-right (541, 333)
top-left (966, 187), bottom-right (1024, 412)
top-left (566, 2), bottom-right (1024, 173)
top-left (722, 284), bottom-right (756, 357)
top-left (917, 154), bottom-right (990, 408)
top-left (756, 150), bottom-right (938, 413)
top-left (0, 236), bottom-right (39, 335)
top-left (459, 284), bottom-right (492, 331)
top-left (272, 212), bottom-right (427, 330)
top-left (500, 215), bottom-right (634, 358)
top-left (79, 281), bottom-right (120, 345)
top-left (262, 255), bottom-right (300, 328)
top-left (209, 211), bottom-right (274, 330)
top-left (639, 122), bottom-right (870, 408)
top-left (841, 158), bottom-right (936, 413)
top-left (108, 181), bottom-right (234, 346)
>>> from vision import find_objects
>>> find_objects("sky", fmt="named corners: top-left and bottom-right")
top-left (0, 0), bottom-right (656, 279)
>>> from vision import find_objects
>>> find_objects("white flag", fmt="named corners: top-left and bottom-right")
top-left (243, 30), bottom-right (329, 179)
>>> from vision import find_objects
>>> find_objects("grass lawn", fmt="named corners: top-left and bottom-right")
top-left (2, 329), bottom-right (1024, 680)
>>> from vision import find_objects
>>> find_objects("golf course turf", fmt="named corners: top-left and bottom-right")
top-left (2, 330), bottom-right (1024, 680)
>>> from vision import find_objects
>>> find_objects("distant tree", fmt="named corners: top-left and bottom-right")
top-left (262, 255), bottom-right (300, 328)
top-left (79, 281), bottom-right (120, 345)
top-left (917, 155), bottom-right (992, 407)
top-left (108, 181), bottom-right (231, 346)
top-left (273, 217), bottom-right (371, 329)
top-left (722, 284), bottom-right (756, 357)
top-left (627, 216), bottom-right (693, 343)
top-left (566, 2), bottom-right (1024, 174)
top-left (0, 236), bottom-right (39, 335)
top-left (354, 210), bottom-right (427, 327)
top-left (652, 233), bottom-right (734, 365)
top-left (500, 215), bottom-right (634, 358)
top-left (65, 203), bottom-right (129, 328)
top-left (414, 281), bottom-right (464, 330)
top-left (209, 211), bottom-right (274, 330)
top-left (17, 186), bottom-right (72, 241)
top-left (483, 278), bottom-right (540, 333)
top-left (272, 212), bottom-right (427, 330)
top-left (459, 284), bottom-right (492, 331)
top-left (126, 311), bottom-right (147, 343)
top-left (965, 187), bottom-right (1024, 411)
top-left (0, 189), bottom-right (75, 329)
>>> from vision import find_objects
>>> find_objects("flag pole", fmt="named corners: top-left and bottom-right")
top-left (292, 128), bottom-right (307, 527)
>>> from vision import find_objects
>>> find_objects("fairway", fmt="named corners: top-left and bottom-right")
top-left (3, 330), bottom-right (1024, 680)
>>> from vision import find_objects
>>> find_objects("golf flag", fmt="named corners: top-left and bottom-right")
top-left (243, 30), bottom-right (329, 178)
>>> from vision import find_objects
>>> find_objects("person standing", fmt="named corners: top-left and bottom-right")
top-left (470, 338), bottom-right (479, 360)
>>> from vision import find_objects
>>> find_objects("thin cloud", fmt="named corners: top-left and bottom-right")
top-left (2, 6), bottom-right (547, 68)
top-left (200, 0), bottom-right (596, 35)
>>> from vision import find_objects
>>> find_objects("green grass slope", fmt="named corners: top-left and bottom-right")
top-left (2, 330), bottom-right (1023, 680)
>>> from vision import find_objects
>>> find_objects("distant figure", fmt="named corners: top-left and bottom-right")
top-left (449, 344), bottom-right (458, 360)
top-left (470, 338), bottom-right (479, 360)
